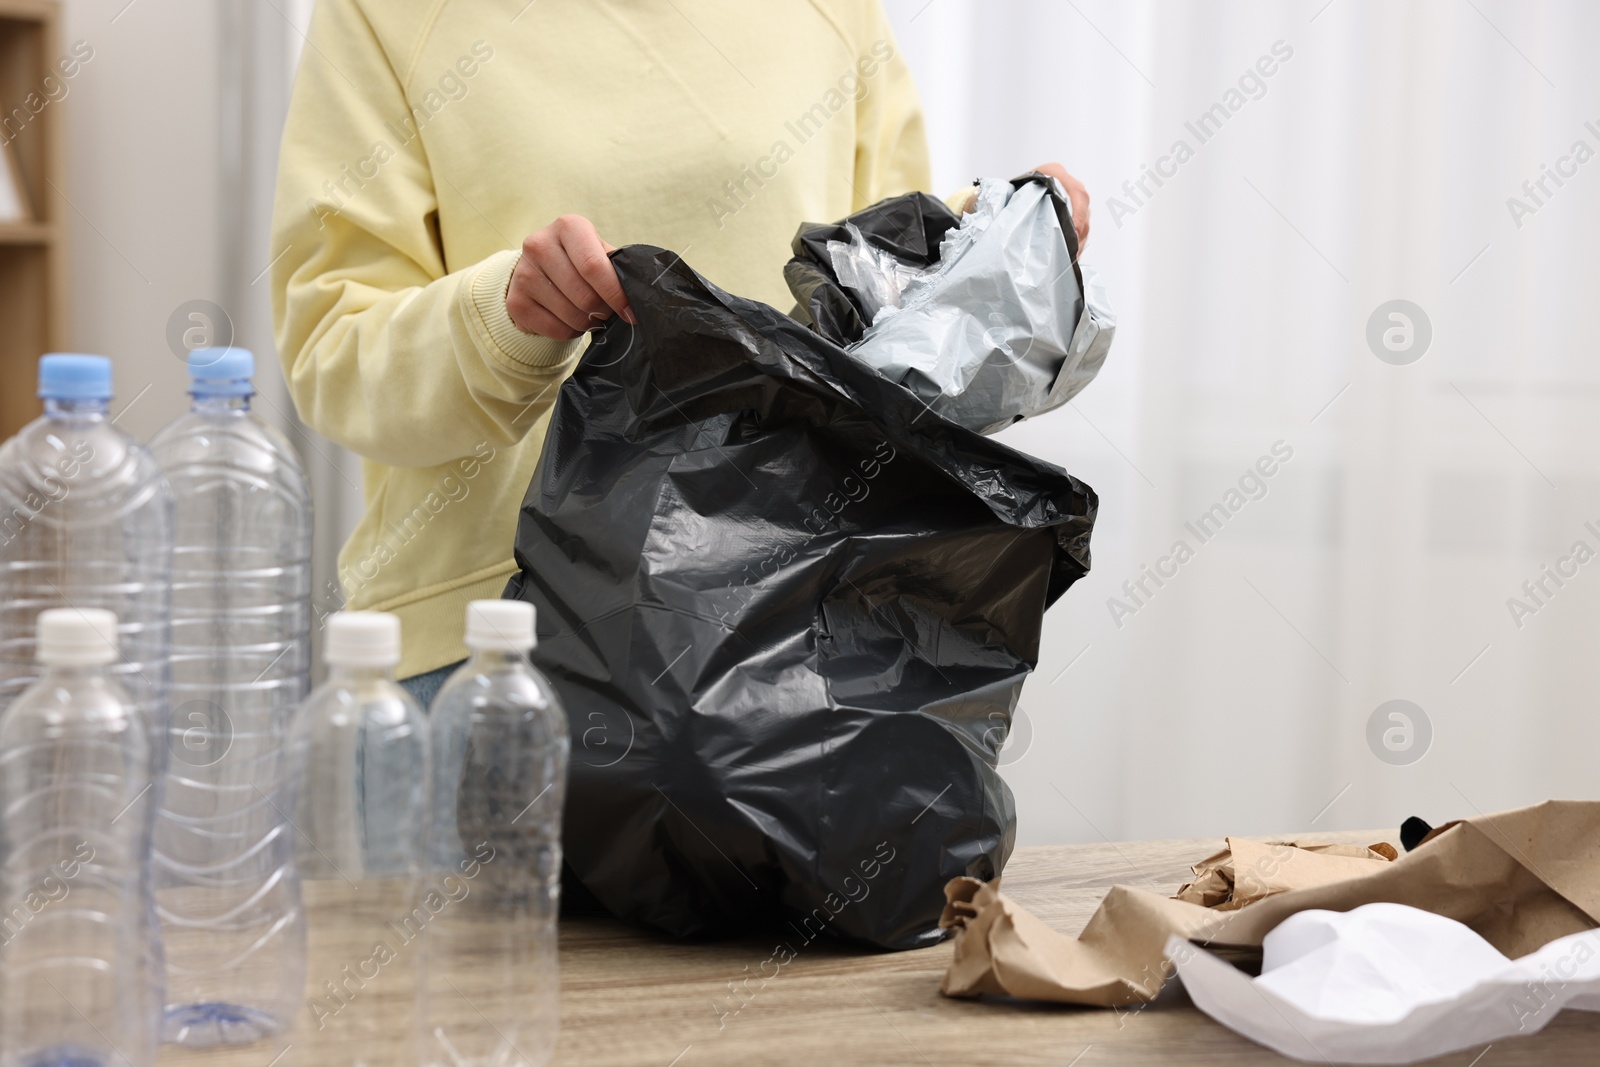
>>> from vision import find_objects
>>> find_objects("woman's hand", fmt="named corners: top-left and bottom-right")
top-left (506, 214), bottom-right (635, 339)
top-left (1031, 162), bottom-right (1090, 252)
top-left (964, 164), bottom-right (1091, 252)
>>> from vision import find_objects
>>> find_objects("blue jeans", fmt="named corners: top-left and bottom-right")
top-left (399, 659), bottom-right (465, 711)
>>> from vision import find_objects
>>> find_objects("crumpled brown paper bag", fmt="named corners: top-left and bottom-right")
top-left (1174, 837), bottom-right (1397, 910)
top-left (939, 800), bottom-right (1600, 1007)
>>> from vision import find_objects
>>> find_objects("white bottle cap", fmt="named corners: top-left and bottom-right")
top-left (464, 600), bottom-right (536, 652)
top-left (37, 608), bottom-right (119, 666)
top-left (325, 611), bottom-right (401, 668)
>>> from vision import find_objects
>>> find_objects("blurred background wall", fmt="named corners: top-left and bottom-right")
top-left (54, 0), bottom-right (1600, 846)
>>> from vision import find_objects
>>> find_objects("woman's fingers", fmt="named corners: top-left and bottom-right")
top-left (508, 214), bottom-right (635, 339)
top-left (1066, 182), bottom-right (1090, 251)
top-left (1031, 161), bottom-right (1091, 253)
top-left (523, 259), bottom-right (598, 335)
top-left (506, 259), bottom-right (583, 339)
top-left (555, 216), bottom-right (635, 324)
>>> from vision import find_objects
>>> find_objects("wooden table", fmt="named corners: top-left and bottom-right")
top-left (167, 830), bottom-right (1600, 1066)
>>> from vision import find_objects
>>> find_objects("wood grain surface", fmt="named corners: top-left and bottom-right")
top-left (160, 829), bottom-right (1600, 1066)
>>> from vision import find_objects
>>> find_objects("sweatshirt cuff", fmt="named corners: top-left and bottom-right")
top-left (468, 249), bottom-right (583, 372)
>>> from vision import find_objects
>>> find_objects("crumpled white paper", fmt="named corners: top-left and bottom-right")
top-left (836, 176), bottom-right (1114, 436)
top-left (1168, 902), bottom-right (1600, 1064)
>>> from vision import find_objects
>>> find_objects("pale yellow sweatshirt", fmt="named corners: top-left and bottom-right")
top-left (271, 0), bottom-right (935, 678)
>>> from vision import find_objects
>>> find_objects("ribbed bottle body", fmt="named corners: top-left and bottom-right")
top-left (150, 401), bottom-right (312, 1046)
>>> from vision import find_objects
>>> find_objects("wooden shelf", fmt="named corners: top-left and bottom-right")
top-left (0, 220), bottom-right (51, 244)
top-left (0, 1), bottom-right (54, 19)
top-left (0, 0), bottom-right (63, 439)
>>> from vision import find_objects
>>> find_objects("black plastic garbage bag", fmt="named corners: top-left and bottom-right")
top-left (503, 244), bottom-right (1097, 949)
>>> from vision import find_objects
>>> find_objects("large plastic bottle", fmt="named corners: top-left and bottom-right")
top-left (420, 600), bottom-right (569, 1067)
top-left (0, 608), bottom-right (157, 1067)
top-left (149, 347), bottom-right (311, 1046)
top-left (289, 611), bottom-right (429, 1064)
top-left (0, 353), bottom-right (173, 1036)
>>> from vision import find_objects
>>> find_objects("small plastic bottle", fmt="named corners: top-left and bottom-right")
top-left (289, 611), bottom-right (428, 1064)
top-left (149, 346), bottom-right (311, 1046)
top-left (0, 608), bottom-right (157, 1067)
top-left (420, 600), bottom-right (569, 1067)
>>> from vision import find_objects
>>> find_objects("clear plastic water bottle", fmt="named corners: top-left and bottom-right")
top-left (149, 347), bottom-right (311, 1046)
top-left (420, 600), bottom-right (568, 1067)
top-left (0, 608), bottom-right (157, 1067)
top-left (0, 353), bottom-right (173, 1038)
top-left (289, 611), bottom-right (428, 1064)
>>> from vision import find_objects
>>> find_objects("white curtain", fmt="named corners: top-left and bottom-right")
top-left (888, 0), bottom-right (1600, 845)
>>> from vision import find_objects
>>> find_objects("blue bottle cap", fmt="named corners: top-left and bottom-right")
top-left (38, 354), bottom-right (113, 401)
top-left (188, 347), bottom-right (255, 397)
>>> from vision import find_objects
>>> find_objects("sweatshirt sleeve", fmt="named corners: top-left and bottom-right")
top-left (851, 2), bottom-right (935, 208)
top-left (269, 0), bottom-right (581, 470)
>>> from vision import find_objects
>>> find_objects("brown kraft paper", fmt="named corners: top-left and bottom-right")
top-left (939, 800), bottom-right (1600, 1007)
